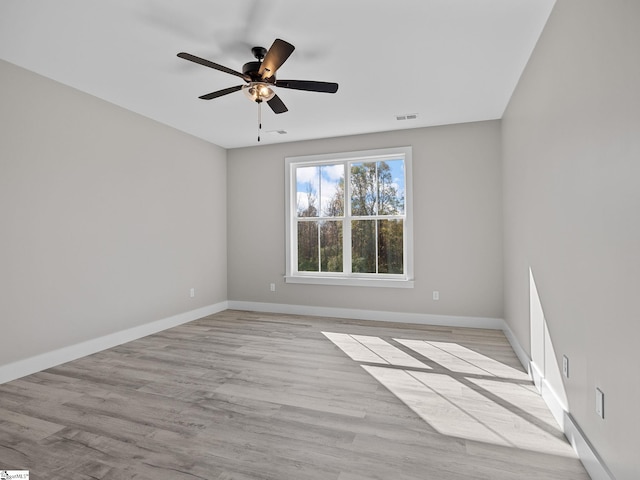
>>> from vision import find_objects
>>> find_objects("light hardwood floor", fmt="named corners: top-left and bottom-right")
top-left (0, 310), bottom-right (589, 479)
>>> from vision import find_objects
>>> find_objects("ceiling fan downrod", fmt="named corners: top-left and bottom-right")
top-left (257, 99), bottom-right (262, 142)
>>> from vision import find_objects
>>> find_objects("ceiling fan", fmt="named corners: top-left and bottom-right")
top-left (177, 38), bottom-right (338, 141)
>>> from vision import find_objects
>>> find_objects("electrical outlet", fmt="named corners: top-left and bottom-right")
top-left (433, 291), bottom-right (440, 301)
top-left (562, 355), bottom-right (569, 378)
top-left (270, 283), bottom-right (276, 292)
top-left (190, 288), bottom-right (195, 298)
top-left (595, 388), bottom-right (604, 419)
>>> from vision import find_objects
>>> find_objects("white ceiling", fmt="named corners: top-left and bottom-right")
top-left (0, 0), bottom-right (555, 149)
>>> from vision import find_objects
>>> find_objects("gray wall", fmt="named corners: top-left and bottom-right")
top-left (228, 121), bottom-right (503, 320)
top-left (502, 1), bottom-right (640, 479)
top-left (0, 60), bottom-right (228, 367)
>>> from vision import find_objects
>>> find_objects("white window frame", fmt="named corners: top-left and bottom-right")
top-left (285, 146), bottom-right (414, 288)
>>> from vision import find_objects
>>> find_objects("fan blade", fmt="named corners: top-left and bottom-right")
top-left (199, 85), bottom-right (244, 100)
top-left (177, 52), bottom-right (250, 82)
top-left (259, 39), bottom-right (295, 80)
top-left (267, 94), bottom-right (288, 114)
top-left (275, 79), bottom-right (339, 94)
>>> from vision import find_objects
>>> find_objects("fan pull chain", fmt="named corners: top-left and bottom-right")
top-left (257, 101), bottom-right (262, 142)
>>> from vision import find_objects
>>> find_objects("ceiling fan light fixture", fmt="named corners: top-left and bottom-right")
top-left (178, 38), bottom-right (337, 131)
top-left (243, 82), bottom-right (275, 102)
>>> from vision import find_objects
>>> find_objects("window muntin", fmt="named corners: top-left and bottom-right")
top-left (286, 147), bottom-right (413, 287)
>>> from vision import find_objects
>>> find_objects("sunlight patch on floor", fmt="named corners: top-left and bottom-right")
top-left (322, 332), bottom-right (429, 368)
top-left (324, 332), bottom-right (578, 459)
top-left (396, 339), bottom-right (529, 381)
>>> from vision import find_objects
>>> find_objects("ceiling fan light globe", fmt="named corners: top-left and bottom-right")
top-left (258, 84), bottom-right (274, 99)
top-left (242, 83), bottom-right (275, 102)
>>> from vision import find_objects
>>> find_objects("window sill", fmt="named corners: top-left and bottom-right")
top-left (284, 275), bottom-right (414, 288)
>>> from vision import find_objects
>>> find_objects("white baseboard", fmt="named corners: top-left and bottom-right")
top-left (564, 412), bottom-right (616, 480)
top-left (529, 361), bottom-right (545, 398)
top-left (227, 300), bottom-right (505, 330)
top-left (0, 301), bottom-right (228, 385)
top-left (499, 320), bottom-right (532, 375)
top-left (535, 371), bottom-right (613, 480)
top-left (503, 330), bottom-right (614, 480)
top-left (534, 363), bottom-right (568, 429)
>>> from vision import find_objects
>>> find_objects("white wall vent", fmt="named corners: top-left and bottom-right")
top-left (395, 113), bottom-right (418, 121)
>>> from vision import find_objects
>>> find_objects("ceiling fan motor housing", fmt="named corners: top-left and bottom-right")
top-left (242, 61), bottom-right (264, 81)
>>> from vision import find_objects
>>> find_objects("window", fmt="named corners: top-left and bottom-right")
top-left (285, 147), bottom-right (413, 287)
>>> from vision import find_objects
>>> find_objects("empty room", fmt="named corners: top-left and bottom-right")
top-left (1, 1), bottom-right (638, 479)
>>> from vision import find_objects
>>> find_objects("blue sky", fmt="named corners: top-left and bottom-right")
top-left (296, 159), bottom-right (405, 216)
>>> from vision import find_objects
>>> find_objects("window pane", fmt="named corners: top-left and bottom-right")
top-left (320, 164), bottom-right (344, 217)
top-left (287, 147), bottom-right (411, 283)
top-left (378, 160), bottom-right (405, 215)
top-left (351, 160), bottom-right (405, 216)
top-left (296, 166), bottom-right (319, 217)
top-left (352, 220), bottom-right (376, 273)
top-left (350, 162), bottom-right (377, 216)
top-left (320, 221), bottom-right (343, 272)
top-left (378, 219), bottom-right (404, 274)
top-left (297, 221), bottom-right (318, 271)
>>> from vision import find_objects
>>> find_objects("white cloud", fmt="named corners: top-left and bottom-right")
top-left (296, 166), bottom-right (319, 185)
top-left (322, 164), bottom-right (344, 181)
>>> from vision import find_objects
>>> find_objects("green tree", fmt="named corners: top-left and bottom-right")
top-left (297, 180), bottom-right (319, 271)
top-left (349, 161), bottom-right (404, 274)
